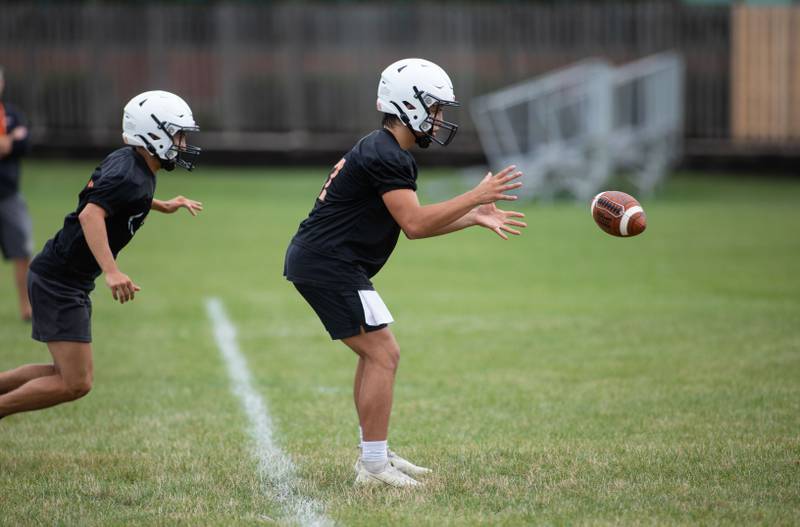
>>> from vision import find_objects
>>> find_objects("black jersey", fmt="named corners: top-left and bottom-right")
top-left (285, 129), bottom-right (417, 288)
top-left (30, 147), bottom-right (155, 291)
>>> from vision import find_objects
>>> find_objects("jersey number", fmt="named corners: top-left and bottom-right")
top-left (319, 158), bottom-right (346, 202)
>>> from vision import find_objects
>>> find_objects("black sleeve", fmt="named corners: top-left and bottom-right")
top-left (367, 151), bottom-right (418, 195)
top-left (85, 166), bottom-right (138, 217)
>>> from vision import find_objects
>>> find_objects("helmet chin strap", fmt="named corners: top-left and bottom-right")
top-left (160, 158), bottom-right (176, 171)
top-left (414, 133), bottom-right (432, 149)
top-left (396, 110), bottom-right (432, 149)
top-left (137, 135), bottom-right (176, 171)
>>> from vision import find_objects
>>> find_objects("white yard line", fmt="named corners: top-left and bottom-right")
top-left (205, 297), bottom-right (333, 527)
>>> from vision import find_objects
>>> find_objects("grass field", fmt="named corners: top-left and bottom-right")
top-left (1, 160), bottom-right (799, 526)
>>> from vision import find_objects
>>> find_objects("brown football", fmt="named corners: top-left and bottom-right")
top-left (590, 191), bottom-right (647, 237)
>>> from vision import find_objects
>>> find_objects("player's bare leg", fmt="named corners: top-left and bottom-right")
top-left (0, 364), bottom-right (55, 395)
top-left (352, 354), bottom-right (366, 458)
top-left (0, 341), bottom-right (92, 418)
top-left (343, 327), bottom-right (398, 442)
top-left (343, 328), bottom-right (420, 486)
top-left (350, 350), bottom-right (429, 478)
top-left (13, 257), bottom-right (32, 321)
top-left (353, 355), bottom-right (366, 419)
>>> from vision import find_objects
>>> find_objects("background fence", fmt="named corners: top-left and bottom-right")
top-left (0, 2), bottom-right (795, 163)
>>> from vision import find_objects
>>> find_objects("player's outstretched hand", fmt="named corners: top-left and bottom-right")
top-left (161, 196), bottom-right (204, 216)
top-left (471, 165), bottom-right (523, 205)
top-left (473, 203), bottom-right (527, 240)
top-left (105, 270), bottom-right (141, 304)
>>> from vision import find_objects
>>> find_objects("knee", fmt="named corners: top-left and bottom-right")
top-left (380, 342), bottom-right (401, 372)
top-left (63, 376), bottom-right (92, 400)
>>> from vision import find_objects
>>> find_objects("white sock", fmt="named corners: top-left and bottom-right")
top-left (361, 440), bottom-right (388, 473)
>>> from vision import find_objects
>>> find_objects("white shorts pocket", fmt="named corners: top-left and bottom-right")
top-left (357, 290), bottom-right (394, 326)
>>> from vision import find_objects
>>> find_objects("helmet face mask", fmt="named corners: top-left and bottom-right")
top-left (377, 58), bottom-right (460, 149)
top-left (413, 87), bottom-right (459, 147)
top-left (151, 114), bottom-right (201, 171)
top-left (122, 90), bottom-right (201, 171)
top-left (165, 141), bottom-right (201, 171)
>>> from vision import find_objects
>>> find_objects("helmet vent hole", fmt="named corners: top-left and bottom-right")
top-left (403, 101), bottom-right (416, 110)
top-left (148, 132), bottom-right (160, 140)
top-left (138, 98), bottom-right (148, 107)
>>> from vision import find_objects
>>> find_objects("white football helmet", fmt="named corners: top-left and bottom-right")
top-left (376, 58), bottom-right (459, 148)
top-left (122, 90), bottom-right (201, 171)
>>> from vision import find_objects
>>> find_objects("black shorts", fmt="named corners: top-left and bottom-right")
top-left (293, 283), bottom-right (394, 340)
top-left (28, 269), bottom-right (93, 343)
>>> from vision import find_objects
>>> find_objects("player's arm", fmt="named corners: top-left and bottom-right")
top-left (0, 107), bottom-right (30, 158)
top-left (420, 210), bottom-right (479, 237)
top-left (10, 125), bottom-right (29, 154)
top-left (78, 203), bottom-right (140, 304)
top-left (151, 195), bottom-right (203, 216)
top-left (422, 203), bottom-right (528, 239)
top-left (382, 165), bottom-right (522, 240)
top-left (0, 126), bottom-right (27, 158)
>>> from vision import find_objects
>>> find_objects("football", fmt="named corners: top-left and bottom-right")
top-left (590, 191), bottom-right (647, 237)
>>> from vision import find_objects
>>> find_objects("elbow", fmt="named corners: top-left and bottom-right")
top-left (78, 206), bottom-right (98, 227)
top-left (402, 224), bottom-right (423, 240)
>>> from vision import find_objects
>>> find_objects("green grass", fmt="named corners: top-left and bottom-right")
top-left (1, 161), bottom-right (798, 526)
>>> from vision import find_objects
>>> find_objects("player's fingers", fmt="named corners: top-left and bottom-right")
top-left (500, 225), bottom-right (522, 236)
top-left (132, 283), bottom-right (142, 292)
top-left (501, 182), bottom-right (523, 192)
top-left (125, 281), bottom-right (136, 301)
top-left (111, 286), bottom-right (118, 301)
top-left (494, 227), bottom-right (509, 240)
top-left (498, 170), bottom-right (524, 183)
top-left (127, 282), bottom-right (136, 301)
top-left (506, 211), bottom-right (525, 218)
top-left (187, 206), bottom-right (198, 217)
top-left (496, 193), bottom-right (519, 201)
top-left (506, 219), bottom-right (527, 228)
top-left (494, 165), bottom-right (517, 179)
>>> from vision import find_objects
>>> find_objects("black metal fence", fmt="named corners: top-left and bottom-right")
top-left (0, 2), bottom-right (734, 160)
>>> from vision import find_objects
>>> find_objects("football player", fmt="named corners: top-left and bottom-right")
top-left (284, 58), bottom-right (526, 487)
top-left (0, 91), bottom-right (203, 421)
top-left (0, 66), bottom-right (33, 321)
